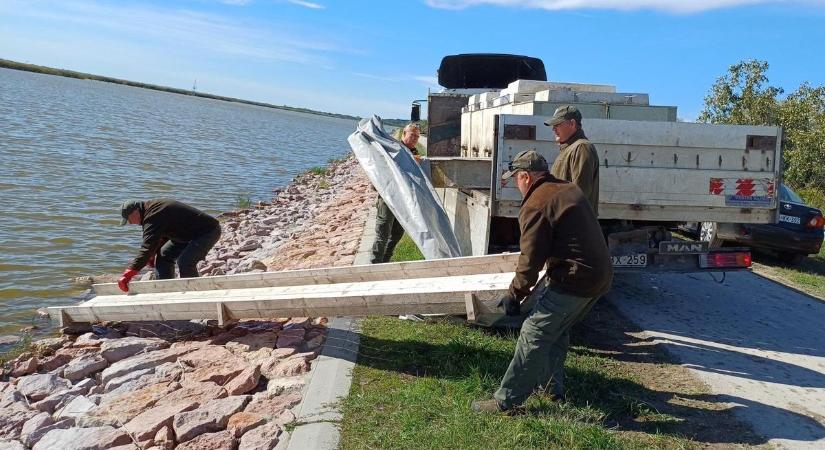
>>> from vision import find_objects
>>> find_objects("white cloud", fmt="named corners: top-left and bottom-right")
top-left (425, 0), bottom-right (825, 14)
top-left (2, 0), bottom-right (341, 65)
top-left (287, 0), bottom-right (325, 9)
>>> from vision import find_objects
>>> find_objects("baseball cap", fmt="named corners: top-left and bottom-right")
top-left (501, 150), bottom-right (548, 180)
top-left (544, 105), bottom-right (582, 126)
top-left (119, 200), bottom-right (141, 225)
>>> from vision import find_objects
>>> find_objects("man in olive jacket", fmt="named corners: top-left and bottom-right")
top-left (545, 105), bottom-right (600, 215)
top-left (472, 150), bottom-right (613, 413)
top-left (117, 199), bottom-right (221, 292)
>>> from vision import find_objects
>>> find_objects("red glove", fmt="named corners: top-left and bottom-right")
top-left (147, 254), bottom-right (156, 268)
top-left (118, 269), bottom-right (140, 293)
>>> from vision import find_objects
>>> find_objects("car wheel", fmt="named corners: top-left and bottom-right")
top-left (699, 222), bottom-right (723, 248)
top-left (778, 252), bottom-right (806, 265)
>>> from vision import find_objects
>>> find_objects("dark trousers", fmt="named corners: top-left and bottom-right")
top-left (370, 197), bottom-right (405, 264)
top-left (155, 225), bottom-right (221, 279)
top-left (494, 286), bottom-right (600, 409)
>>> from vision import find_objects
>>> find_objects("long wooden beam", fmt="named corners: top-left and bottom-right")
top-left (50, 272), bottom-right (514, 325)
top-left (92, 253), bottom-right (520, 296)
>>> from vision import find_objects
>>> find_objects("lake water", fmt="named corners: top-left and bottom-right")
top-left (0, 68), bottom-right (358, 335)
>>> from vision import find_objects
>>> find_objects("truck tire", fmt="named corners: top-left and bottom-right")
top-left (778, 252), bottom-right (806, 265)
top-left (699, 222), bottom-right (723, 248)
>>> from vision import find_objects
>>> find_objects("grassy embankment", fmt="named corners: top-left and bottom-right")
top-left (337, 236), bottom-right (740, 449)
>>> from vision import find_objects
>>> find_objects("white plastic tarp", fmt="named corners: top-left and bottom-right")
top-left (348, 115), bottom-right (462, 260)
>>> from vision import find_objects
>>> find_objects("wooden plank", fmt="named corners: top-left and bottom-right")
top-left (93, 253), bottom-right (520, 296)
top-left (50, 272), bottom-right (517, 324)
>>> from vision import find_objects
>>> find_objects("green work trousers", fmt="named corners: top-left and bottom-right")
top-left (494, 285), bottom-right (599, 409)
top-left (370, 196), bottom-right (405, 264)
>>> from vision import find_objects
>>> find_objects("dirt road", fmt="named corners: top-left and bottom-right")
top-left (608, 270), bottom-right (825, 449)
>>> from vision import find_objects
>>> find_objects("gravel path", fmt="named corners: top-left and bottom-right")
top-left (608, 270), bottom-right (825, 449)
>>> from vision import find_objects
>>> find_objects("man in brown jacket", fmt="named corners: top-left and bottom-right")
top-left (472, 150), bottom-right (613, 413)
top-left (545, 105), bottom-right (600, 215)
top-left (117, 199), bottom-right (221, 292)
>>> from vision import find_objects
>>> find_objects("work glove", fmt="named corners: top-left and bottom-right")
top-left (497, 294), bottom-right (521, 316)
top-left (117, 269), bottom-right (140, 293)
top-left (147, 254), bottom-right (156, 269)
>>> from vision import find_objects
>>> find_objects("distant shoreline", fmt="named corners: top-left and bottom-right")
top-left (0, 58), bottom-right (361, 121)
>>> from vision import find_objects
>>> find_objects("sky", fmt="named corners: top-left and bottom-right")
top-left (2, 0), bottom-right (825, 120)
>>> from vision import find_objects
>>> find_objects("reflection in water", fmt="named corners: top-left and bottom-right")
top-left (0, 68), bottom-right (358, 334)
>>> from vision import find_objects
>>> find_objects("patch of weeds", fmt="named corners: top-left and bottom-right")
top-left (318, 180), bottom-right (330, 189)
top-left (235, 195), bottom-right (252, 209)
top-left (308, 166), bottom-right (328, 176)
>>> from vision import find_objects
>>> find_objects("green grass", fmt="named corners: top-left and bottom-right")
top-left (339, 317), bottom-right (692, 450)
top-left (308, 166), bottom-right (328, 176)
top-left (764, 244), bottom-right (825, 298)
top-left (340, 234), bottom-right (694, 449)
top-left (389, 234), bottom-right (424, 262)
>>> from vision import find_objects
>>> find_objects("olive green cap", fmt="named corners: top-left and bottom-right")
top-left (501, 150), bottom-right (548, 180)
top-left (544, 105), bottom-right (582, 126)
top-left (119, 200), bottom-right (141, 225)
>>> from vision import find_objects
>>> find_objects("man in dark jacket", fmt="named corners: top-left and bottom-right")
top-left (545, 105), bottom-right (600, 215)
top-left (117, 199), bottom-right (221, 292)
top-left (472, 150), bottom-right (613, 413)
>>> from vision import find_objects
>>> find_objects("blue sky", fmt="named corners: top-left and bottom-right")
top-left (2, 0), bottom-right (824, 119)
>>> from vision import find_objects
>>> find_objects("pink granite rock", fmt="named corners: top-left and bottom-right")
top-left (21, 418), bottom-right (72, 448)
top-left (261, 355), bottom-right (309, 379)
top-left (16, 374), bottom-right (70, 402)
top-left (124, 400), bottom-right (199, 443)
top-left (155, 382), bottom-right (227, 408)
top-left (224, 365), bottom-right (261, 396)
top-left (275, 329), bottom-right (305, 349)
top-left (100, 346), bottom-right (196, 384)
top-left (10, 358), bottom-right (37, 377)
top-left (175, 430), bottom-right (236, 450)
top-left (32, 426), bottom-right (132, 450)
top-left (173, 396), bottom-right (250, 442)
top-left (238, 422), bottom-right (281, 450)
top-left (226, 412), bottom-right (265, 438)
top-left (225, 332), bottom-right (277, 354)
top-left (63, 354), bottom-right (108, 381)
top-left (37, 353), bottom-right (72, 372)
top-left (72, 332), bottom-right (103, 347)
top-left (186, 361), bottom-right (246, 386)
top-left (79, 382), bottom-right (178, 427)
top-left (153, 425), bottom-right (174, 450)
top-left (100, 337), bottom-right (169, 363)
top-left (244, 392), bottom-right (301, 419)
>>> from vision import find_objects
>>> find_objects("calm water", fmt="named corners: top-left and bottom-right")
top-left (0, 68), bottom-right (357, 335)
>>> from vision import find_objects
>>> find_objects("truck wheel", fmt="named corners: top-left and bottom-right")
top-left (699, 222), bottom-right (723, 248)
top-left (778, 252), bottom-right (806, 265)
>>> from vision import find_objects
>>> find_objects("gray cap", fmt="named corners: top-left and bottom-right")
top-left (119, 200), bottom-right (141, 225)
top-left (501, 150), bottom-right (548, 180)
top-left (544, 105), bottom-right (582, 126)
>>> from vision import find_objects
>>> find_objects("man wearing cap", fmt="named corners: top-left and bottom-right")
top-left (545, 105), bottom-right (600, 215)
top-left (471, 150), bottom-right (612, 414)
top-left (370, 122), bottom-right (422, 264)
top-left (118, 199), bottom-right (221, 292)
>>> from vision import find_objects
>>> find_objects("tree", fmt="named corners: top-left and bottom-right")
top-left (699, 60), bottom-right (825, 193)
top-left (698, 60), bottom-right (782, 126)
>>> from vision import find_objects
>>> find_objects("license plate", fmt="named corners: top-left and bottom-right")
top-left (611, 254), bottom-right (648, 267)
top-left (779, 214), bottom-right (801, 224)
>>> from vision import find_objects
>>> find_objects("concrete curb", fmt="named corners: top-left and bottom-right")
top-left (284, 317), bottom-right (361, 450)
top-left (282, 203), bottom-right (375, 449)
